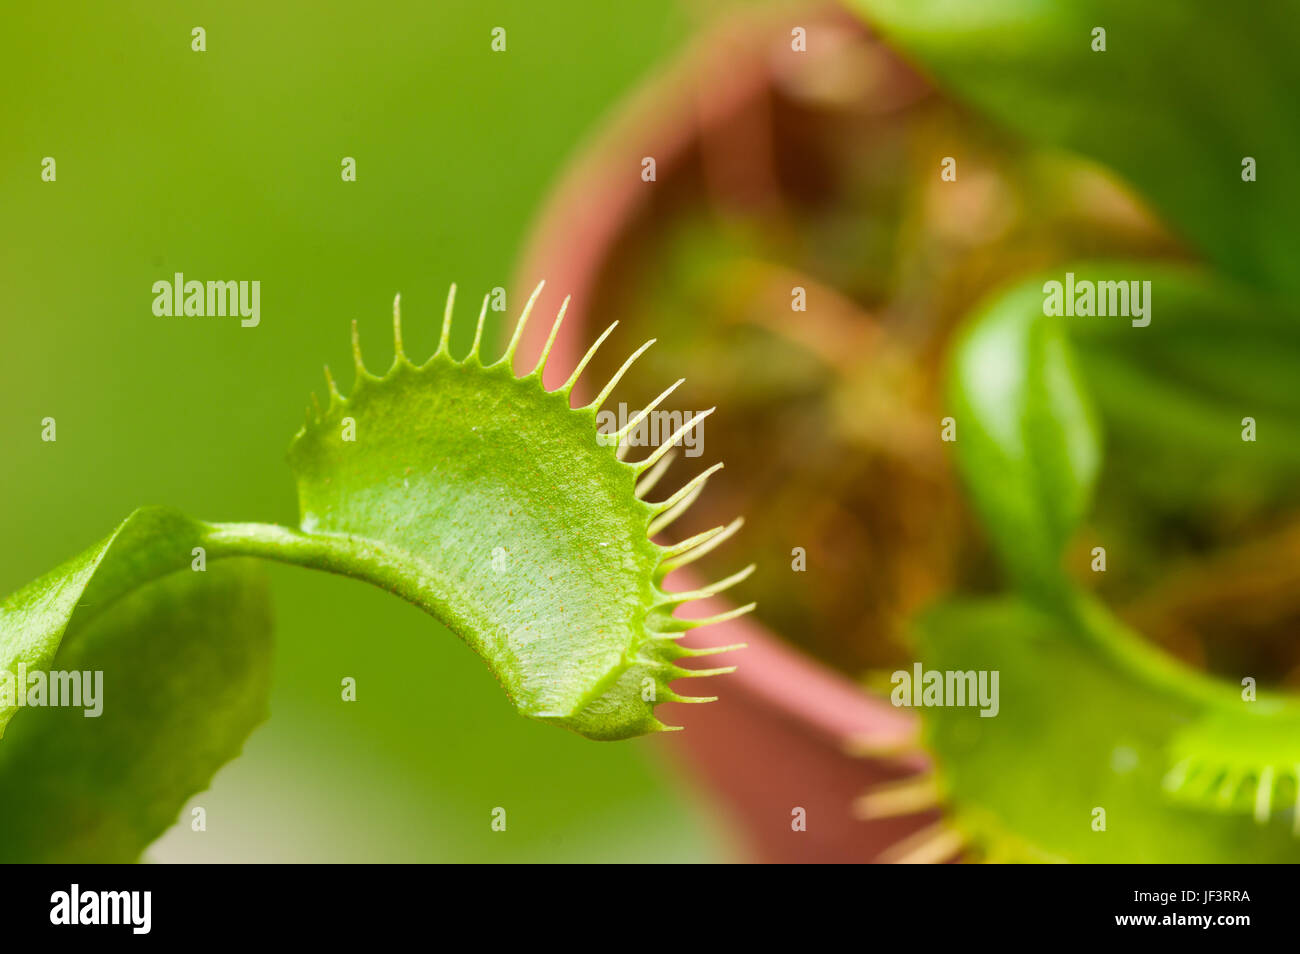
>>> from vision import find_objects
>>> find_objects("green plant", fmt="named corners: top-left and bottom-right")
top-left (0, 284), bottom-right (749, 861)
top-left (928, 265), bottom-right (1300, 862)
top-left (836, 0), bottom-right (1300, 861)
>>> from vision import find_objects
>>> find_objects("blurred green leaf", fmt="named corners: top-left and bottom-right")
top-left (938, 264), bottom-right (1300, 855)
top-left (1067, 266), bottom-right (1300, 470)
top-left (918, 597), bottom-right (1300, 862)
top-left (0, 507), bottom-right (221, 738)
top-left (0, 561), bottom-right (271, 862)
top-left (946, 276), bottom-right (1100, 595)
top-left (849, 0), bottom-right (1300, 296)
top-left (947, 263), bottom-right (1300, 594)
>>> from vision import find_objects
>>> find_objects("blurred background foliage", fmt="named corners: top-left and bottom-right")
top-left (569, 0), bottom-right (1300, 691)
top-left (548, 0), bottom-right (1300, 859)
top-left (0, 0), bottom-right (734, 861)
top-left (569, 6), bottom-right (1178, 676)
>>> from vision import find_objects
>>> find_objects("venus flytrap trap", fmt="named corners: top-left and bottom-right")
top-left (0, 283), bottom-right (751, 861)
top-left (878, 265), bottom-right (1300, 863)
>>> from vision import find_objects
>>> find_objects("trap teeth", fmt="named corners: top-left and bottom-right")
top-left (876, 820), bottom-right (965, 865)
top-left (853, 775), bottom-right (941, 820)
top-left (292, 286), bottom-right (751, 738)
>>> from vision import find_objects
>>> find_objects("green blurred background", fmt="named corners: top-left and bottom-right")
top-left (1, 0), bottom-right (735, 861)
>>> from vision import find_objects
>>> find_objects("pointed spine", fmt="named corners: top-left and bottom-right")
top-left (672, 662), bottom-right (738, 678)
top-left (878, 821), bottom-right (965, 864)
top-left (614, 378), bottom-right (686, 444)
top-left (652, 462), bottom-right (723, 515)
top-left (469, 293), bottom-right (490, 362)
top-left (323, 365), bottom-right (342, 411)
top-left (1292, 766), bottom-right (1300, 834)
top-left (655, 601), bottom-right (756, 633)
top-left (669, 639), bottom-right (747, 657)
top-left (637, 408), bottom-right (715, 473)
top-left (562, 321), bottom-right (619, 393)
top-left (350, 319), bottom-right (371, 384)
top-left (662, 691), bottom-right (719, 704)
top-left (436, 283), bottom-right (457, 357)
top-left (531, 295), bottom-right (571, 379)
top-left (498, 280), bottom-right (545, 369)
top-left (660, 564), bottom-right (755, 605)
top-left (392, 292), bottom-right (407, 364)
top-left (647, 463), bottom-right (722, 537)
top-left (854, 776), bottom-right (941, 820)
top-left (1255, 766), bottom-right (1274, 824)
top-left (588, 339), bottom-right (656, 411)
top-left (659, 517), bottom-right (743, 574)
top-left (635, 449), bottom-right (677, 498)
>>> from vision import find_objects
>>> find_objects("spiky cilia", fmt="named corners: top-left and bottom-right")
top-left (0, 283), bottom-right (752, 860)
top-left (289, 282), bottom-right (752, 738)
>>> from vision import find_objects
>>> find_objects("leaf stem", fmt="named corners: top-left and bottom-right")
top-left (203, 521), bottom-right (450, 617)
top-left (1057, 587), bottom-right (1300, 717)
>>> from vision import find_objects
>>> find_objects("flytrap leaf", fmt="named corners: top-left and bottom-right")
top-left (933, 265), bottom-right (1300, 854)
top-left (910, 598), bottom-right (1300, 863)
top-left (0, 284), bottom-right (752, 870)
top-left (288, 286), bottom-right (750, 738)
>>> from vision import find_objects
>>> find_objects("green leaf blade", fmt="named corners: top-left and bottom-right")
top-left (916, 597), bottom-right (1300, 862)
top-left (0, 561), bottom-right (272, 862)
top-left (848, 0), bottom-right (1300, 296)
top-left (946, 276), bottom-right (1101, 595)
